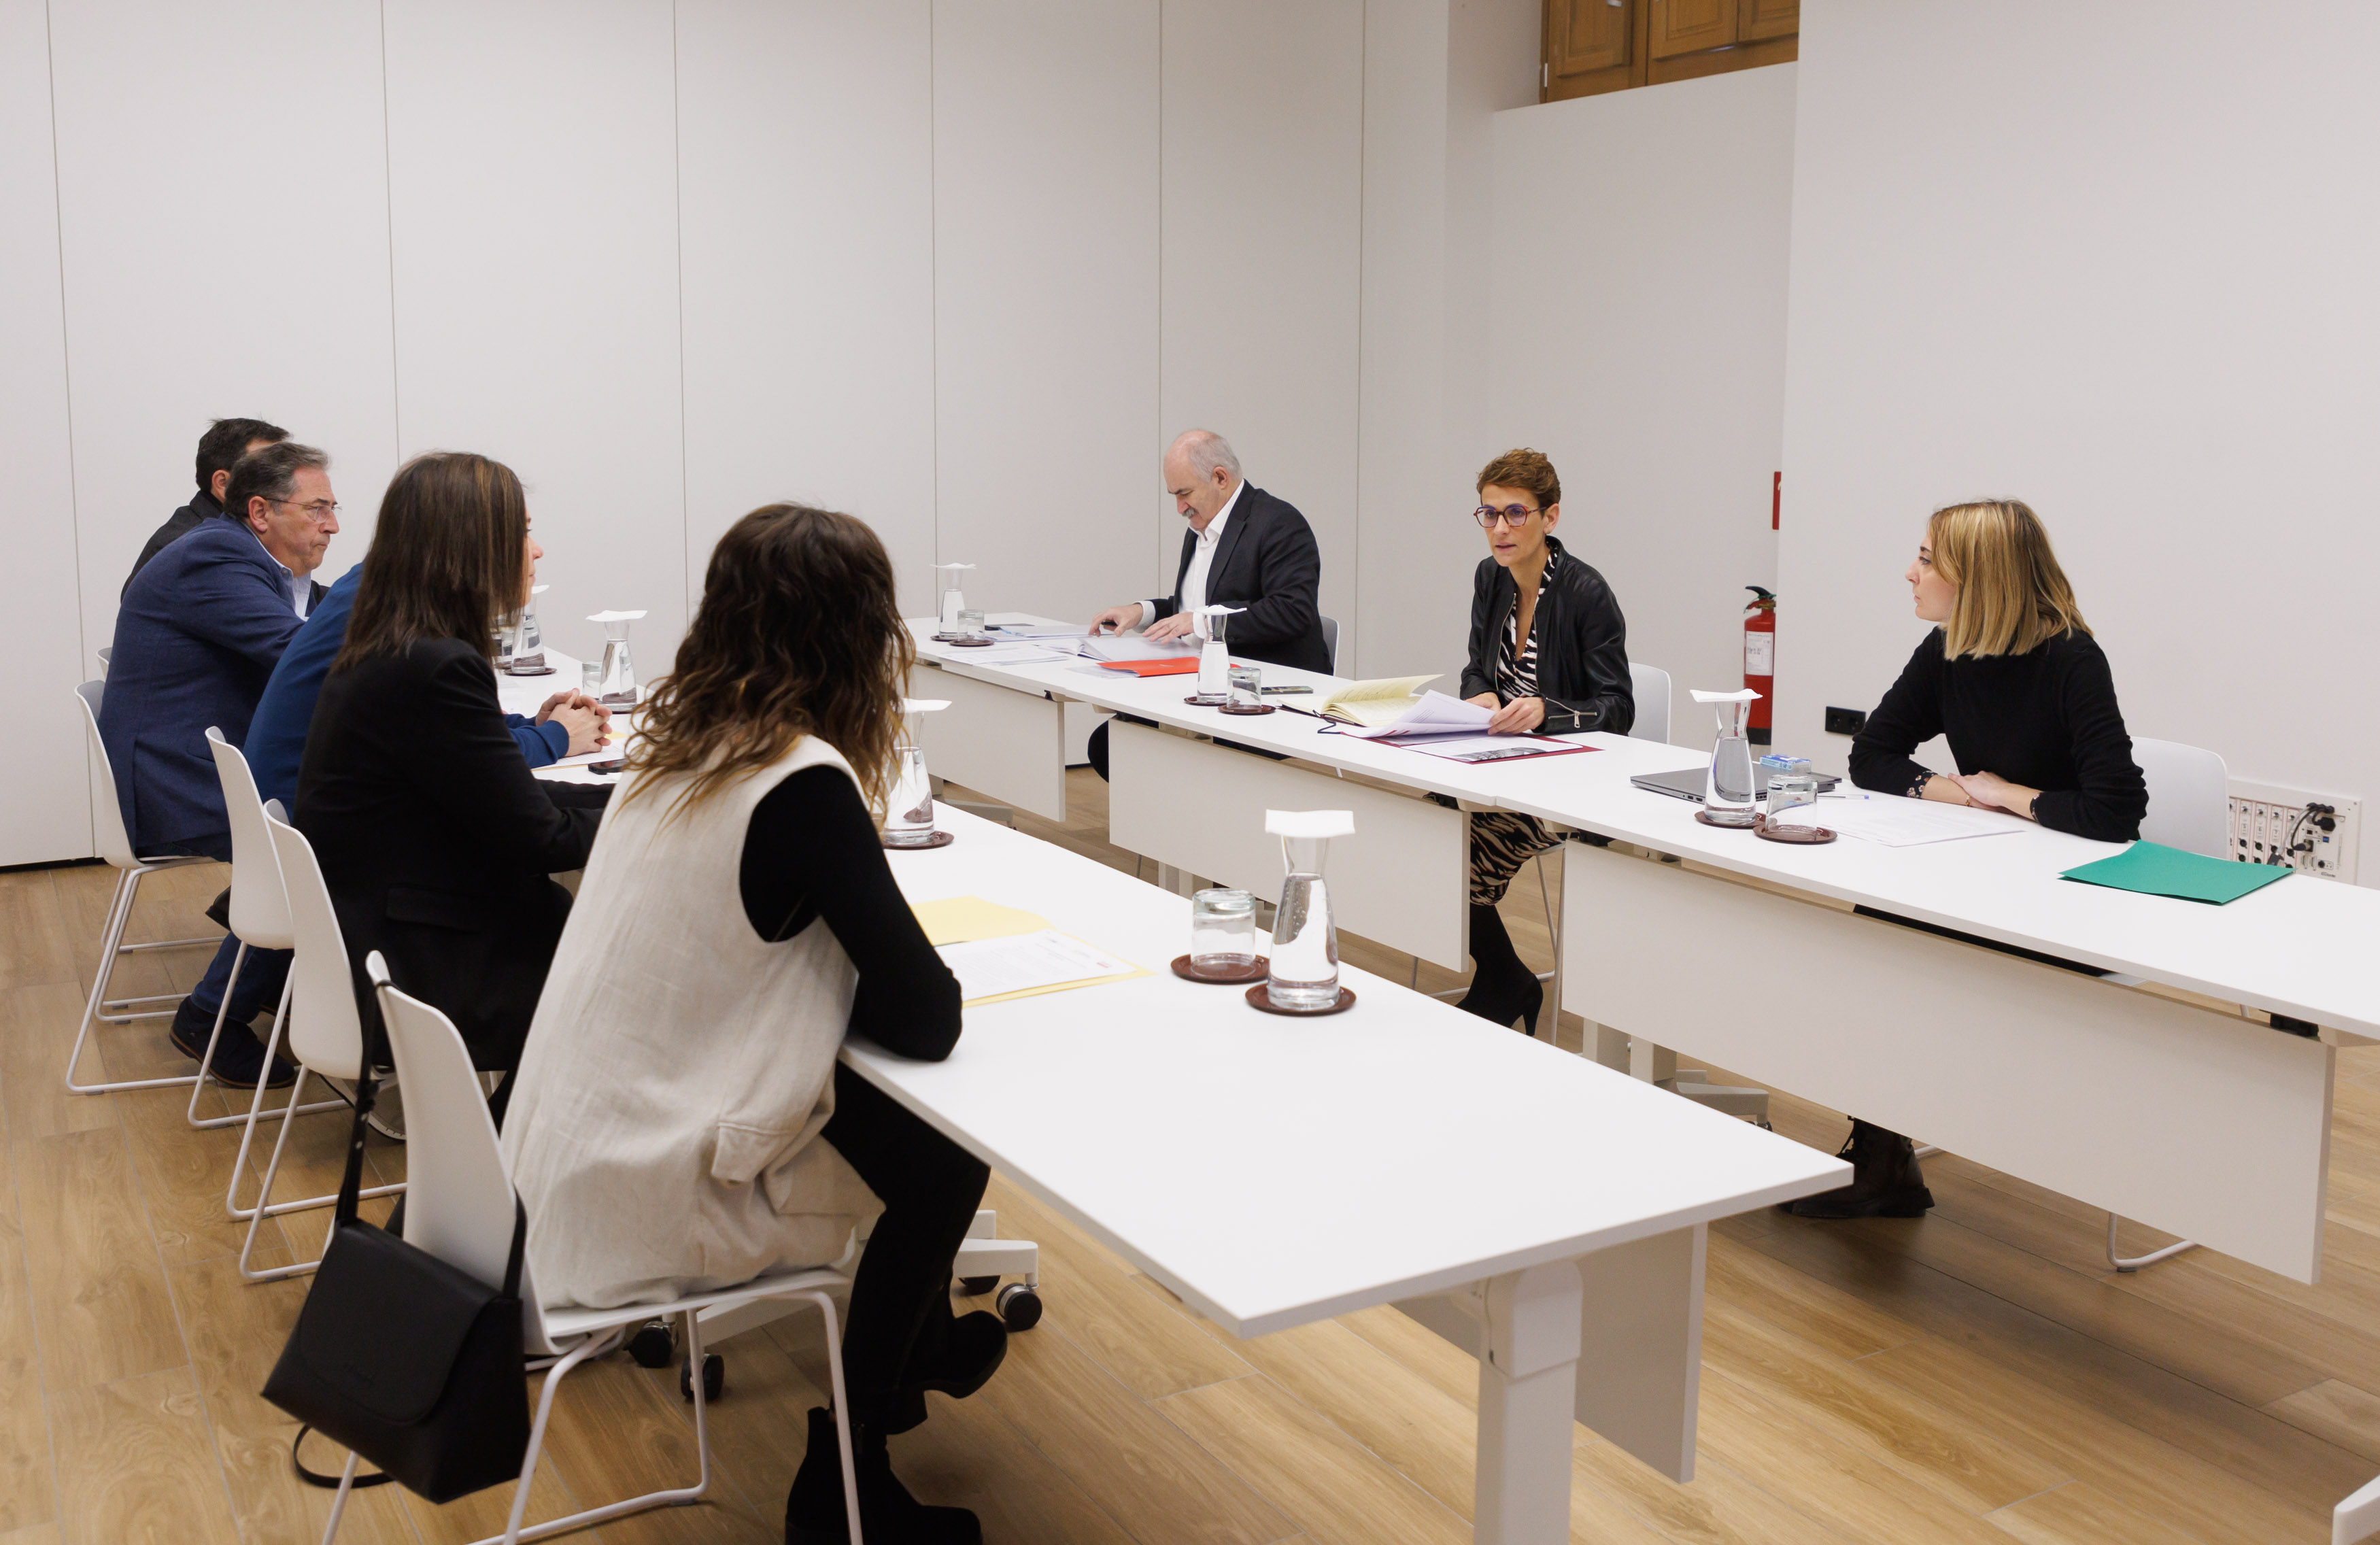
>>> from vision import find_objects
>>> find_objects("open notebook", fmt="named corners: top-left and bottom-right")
top-left (1316, 675), bottom-right (1442, 728)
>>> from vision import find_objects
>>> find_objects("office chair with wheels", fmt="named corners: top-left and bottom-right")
top-left (309, 953), bottom-right (866, 1545)
top-left (64, 681), bottom-right (218, 1098)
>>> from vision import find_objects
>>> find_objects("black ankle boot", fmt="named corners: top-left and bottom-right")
top-left (1457, 904), bottom-right (1543, 1034)
top-left (1786, 1120), bottom-right (1934, 1219)
top-left (881, 1310), bottom-right (1008, 1434)
top-left (785, 1408), bottom-right (980, 1545)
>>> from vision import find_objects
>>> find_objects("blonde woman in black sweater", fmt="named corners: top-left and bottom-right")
top-left (1795, 499), bottom-right (2146, 1219)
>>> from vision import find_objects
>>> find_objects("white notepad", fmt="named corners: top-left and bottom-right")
top-left (1814, 792), bottom-right (2028, 846)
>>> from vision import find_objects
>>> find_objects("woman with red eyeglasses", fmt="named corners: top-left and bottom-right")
top-left (1457, 448), bottom-right (1634, 1032)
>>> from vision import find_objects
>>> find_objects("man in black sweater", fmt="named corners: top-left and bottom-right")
top-left (1085, 429), bottom-right (1329, 778)
top-left (123, 417), bottom-right (289, 595)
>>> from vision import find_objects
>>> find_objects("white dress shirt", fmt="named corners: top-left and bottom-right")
top-left (1144, 477), bottom-right (1244, 633)
top-left (242, 524), bottom-right (311, 619)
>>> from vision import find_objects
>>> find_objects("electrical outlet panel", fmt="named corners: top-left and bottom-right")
top-left (2226, 779), bottom-right (2359, 883)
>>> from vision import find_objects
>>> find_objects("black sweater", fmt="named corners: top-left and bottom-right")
top-left (738, 765), bottom-right (963, 1062)
top-left (1459, 537), bottom-right (1634, 736)
top-left (1849, 629), bottom-right (2147, 843)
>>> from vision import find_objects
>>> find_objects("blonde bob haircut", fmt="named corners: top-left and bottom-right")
top-left (1926, 499), bottom-right (2089, 659)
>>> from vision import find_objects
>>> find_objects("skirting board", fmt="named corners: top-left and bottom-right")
top-left (1107, 718), bottom-right (1470, 968)
top-left (1563, 843), bottom-right (2333, 1282)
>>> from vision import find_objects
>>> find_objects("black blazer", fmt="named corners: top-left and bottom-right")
top-left (294, 636), bottom-right (609, 1069)
top-left (1150, 483), bottom-right (1330, 674)
top-left (1459, 537), bottom-right (1634, 736)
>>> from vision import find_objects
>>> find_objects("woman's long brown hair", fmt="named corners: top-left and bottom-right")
top-left (335, 452), bottom-right (528, 673)
top-left (626, 504), bottom-right (911, 819)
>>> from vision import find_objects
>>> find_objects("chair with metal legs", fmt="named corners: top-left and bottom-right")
top-left (192, 729), bottom-right (342, 1138)
top-left (311, 954), bottom-right (866, 1545)
top-left (234, 808), bottom-right (403, 1283)
top-left (64, 681), bottom-right (220, 1098)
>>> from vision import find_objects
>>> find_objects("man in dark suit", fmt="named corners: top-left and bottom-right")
top-left (1084, 430), bottom-right (1329, 777)
top-left (122, 417), bottom-right (288, 595)
top-left (101, 440), bottom-right (340, 1086)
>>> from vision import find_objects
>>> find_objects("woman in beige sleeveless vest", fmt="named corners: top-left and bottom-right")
top-left (501, 505), bottom-right (997, 1545)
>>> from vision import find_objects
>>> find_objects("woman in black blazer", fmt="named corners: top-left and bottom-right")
top-left (1456, 449), bottom-right (1633, 1032)
top-left (294, 453), bottom-right (608, 1117)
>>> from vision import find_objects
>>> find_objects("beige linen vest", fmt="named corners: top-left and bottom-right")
top-left (500, 737), bottom-right (882, 1309)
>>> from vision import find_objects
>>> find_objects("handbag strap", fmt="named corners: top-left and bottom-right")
top-left (330, 1038), bottom-right (382, 1231)
top-left (290, 1425), bottom-right (394, 1490)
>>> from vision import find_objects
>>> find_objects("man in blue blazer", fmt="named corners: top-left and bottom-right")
top-left (101, 440), bottom-right (339, 1086)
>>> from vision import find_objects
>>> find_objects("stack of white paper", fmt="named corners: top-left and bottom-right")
top-left (1079, 634), bottom-right (1200, 663)
top-left (1338, 690), bottom-right (1493, 740)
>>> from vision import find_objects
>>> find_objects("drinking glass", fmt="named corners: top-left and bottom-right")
top-left (958, 609), bottom-right (987, 639)
top-left (1227, 664), bottom-right (1263, 710)
top-left (1190, 889), bottom-right (1258, 970)
top-left (1766, 770), bottom-right (1820, 827)
top-left (580, 661), bottom-right (602, 698)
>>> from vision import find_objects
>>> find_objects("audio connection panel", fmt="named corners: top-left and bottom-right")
top-left (2228, 779), bottom-right (2359, 883)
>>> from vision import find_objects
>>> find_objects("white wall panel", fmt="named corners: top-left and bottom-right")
top-left (1491, 67), bottom-right (1793, 742)
top-left (48, 0), bottom-right (398, 643)
top-left (1777, 3), bottom-right (2380, 879)
top-left (932, 0), bottom-right (1159, 625)
top-left (1159, 0), bottom-right (1363, 648)
top-left (382, 0), bottom-right (685, 670)
top-left (0, 0), bottom-right (92, 864)
top-left (675, 0), bottom-right (936, 615)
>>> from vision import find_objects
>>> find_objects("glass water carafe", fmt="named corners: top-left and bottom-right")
top-left (1694, 689), bottom-right (1762, 826)
top-left (1265, 811), bottom-right (1355, 1009)
top-left (882, 744), bottom-right (938, 847)
top-left (588, 610), bottom-right (646, 709)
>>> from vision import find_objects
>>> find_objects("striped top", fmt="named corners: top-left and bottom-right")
top-left (1494, 550), bottom-right (1560, 701)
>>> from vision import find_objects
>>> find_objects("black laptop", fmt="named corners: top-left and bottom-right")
top-left (1629, 764), bottom-right (1840, 803)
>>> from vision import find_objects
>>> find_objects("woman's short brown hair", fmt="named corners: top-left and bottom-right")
top-left (1475, 448), bottom-right (1561, 512)
top-left (335, 452), bottom-right (528, 673)
top-left (626, 504), bottom-right (911, 820)
top-left (1927, 498), bottom-right (2090, 658)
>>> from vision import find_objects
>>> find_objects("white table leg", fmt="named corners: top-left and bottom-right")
top-left (1475, 1260), bottom-right (1582, 1544)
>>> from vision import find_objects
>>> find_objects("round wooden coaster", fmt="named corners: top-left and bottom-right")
top-left (1170, 954), bottom-right (1269, 984)
top-left (1244, 983), bottom-right (1357, 1016)
top-left (1694, 807), bottom-right (1761, 829)
top-left (936, 636), bottom-right (993, 647)
top-left (1753, 815), bottom-right (1837, 844)
top-left (881, 830), bottom-right (955, 850)
top-left (502, 664), bottom-right (557, 677)
top-left (1216, 702), bottom-right (1277, 716)
top-left (1183, 693), bottom-right (1230, 707)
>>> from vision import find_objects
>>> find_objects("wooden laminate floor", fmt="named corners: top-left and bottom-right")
top-left (3, 764), bottom-right (2375, 1543)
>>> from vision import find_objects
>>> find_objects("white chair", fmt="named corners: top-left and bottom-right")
top-left (95, 645), bottom-right (112, 675)
top-left (1629, 661), bottom-right (1671, 744)
top-left (1319, 614), bottom-right (1340, 675)
top-left (64, 681), bottom-right (220, 1097)
top-left (236, 809), bottom-right (403, 1282)
top-left (312, 954), bottom-right (866, 1545)
top-left (192, 729), bottom-right (341, 1134)
top-left (2100, 736), bottom-right (2229, 1272)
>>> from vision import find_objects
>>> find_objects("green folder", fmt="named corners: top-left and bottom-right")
top-left (2060, 841), bottom-right (2292, 905)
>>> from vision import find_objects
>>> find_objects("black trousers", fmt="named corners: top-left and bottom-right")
top-left (819, 1062), bottom-right (990, 1430)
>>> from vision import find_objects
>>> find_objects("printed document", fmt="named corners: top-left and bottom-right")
top-left (1814, 792), bottom-right (2028, 846)
top-left (1336, 690), bottom-right (1491, 739)
top-left (936, 928), bottom-right (1139, 1004)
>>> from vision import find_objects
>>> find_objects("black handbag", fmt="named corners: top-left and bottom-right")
top-left (260, 1053), bottom-right (532, 1503)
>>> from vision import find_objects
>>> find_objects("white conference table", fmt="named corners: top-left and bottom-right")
top-left (849, 803), bottom-right (1844, 1542)
top-left (904, 617), bottom-right (2380, 1284)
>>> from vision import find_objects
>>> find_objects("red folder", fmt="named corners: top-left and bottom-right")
top-left (1098, 657), bottom-right (1202, 677)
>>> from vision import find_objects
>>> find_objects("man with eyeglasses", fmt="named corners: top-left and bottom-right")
top-left (101, 440), bottom-right (343, 1089)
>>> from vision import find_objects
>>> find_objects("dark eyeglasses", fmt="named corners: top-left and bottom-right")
top-left (1472, 504), bottom-right (1540, 529)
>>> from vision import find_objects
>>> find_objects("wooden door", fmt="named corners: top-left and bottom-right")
top-left (1548, 0), bottom-right (1631, 77)
top-left (1739, 0), bottom-right (1797, 42)
top-left (1648, 0), bottom-right (1737, 59)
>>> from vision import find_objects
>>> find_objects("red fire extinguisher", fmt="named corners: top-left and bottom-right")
top-left (1744, 586), bottom-right (1775, 746)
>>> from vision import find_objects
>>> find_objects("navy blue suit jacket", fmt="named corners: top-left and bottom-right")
top-left (245, 566), bottom-right (568, 810)
top-left (101, 520), bottom-right (305, 851)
